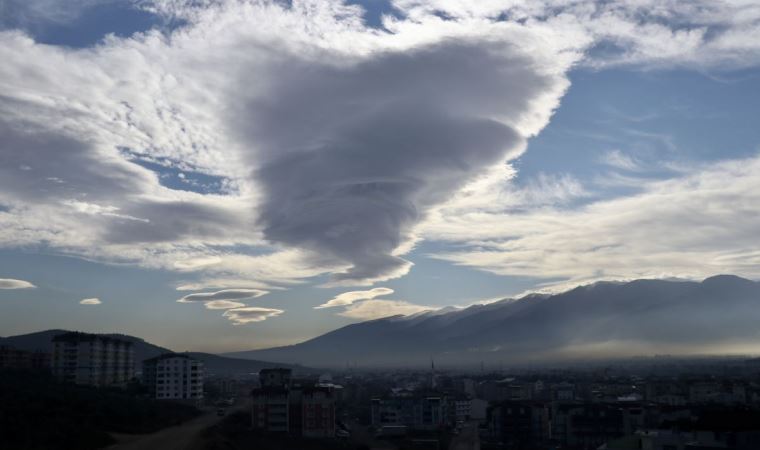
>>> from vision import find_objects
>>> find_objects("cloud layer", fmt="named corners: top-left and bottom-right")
top-left (425, 154), bottom-right (760, 290)
top-left (0, 0), bottom-right (759, 326)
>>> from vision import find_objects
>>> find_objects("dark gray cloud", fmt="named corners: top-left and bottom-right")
top-left (240, 41), bottom-right (557, 284)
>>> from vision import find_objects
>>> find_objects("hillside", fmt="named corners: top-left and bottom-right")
top-left (0, 330), bottom-right (304, 375)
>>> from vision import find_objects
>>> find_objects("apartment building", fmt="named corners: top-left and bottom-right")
top-left (51, 332), bottom-right (134, 386)
top-left (252, 368), bottom-right (336, 437)
top-left (142, 353), bottom-right (204, 402)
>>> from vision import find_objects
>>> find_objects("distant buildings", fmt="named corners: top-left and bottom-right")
top-left (51, 332), bottom-right (134, 386)
top-left (251, 368), bottom-right (336, 437)
top-left (0, 345), bottom-right (51, 370)
top-left (142, 353), bottom-right (204, 402)
top-left (371, 392), bottom-right (448, 431)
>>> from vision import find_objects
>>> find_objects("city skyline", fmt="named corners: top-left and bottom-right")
top-left (2, 0), bottom-right (760, 353)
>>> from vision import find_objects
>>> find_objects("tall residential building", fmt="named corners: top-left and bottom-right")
top-left (142, 353), bottom-right (204, 402)
top-left (252, 368), bottom-right (336, 437)
top-left (51, 332), bottom-right (134, 386)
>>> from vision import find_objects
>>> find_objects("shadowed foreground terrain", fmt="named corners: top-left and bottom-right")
top-left (0, 369), bottom-right (200, 450)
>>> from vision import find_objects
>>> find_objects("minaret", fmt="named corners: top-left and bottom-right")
top-left (430, 357), bottom-right (437, 390)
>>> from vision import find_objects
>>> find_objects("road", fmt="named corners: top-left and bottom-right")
top-left (108, 402), bottom-right (247, 450)
top-left (448, 422), bottom-right (480, 450)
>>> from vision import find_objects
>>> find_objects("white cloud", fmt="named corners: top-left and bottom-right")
top-left (601, 149), bottom-right (642, 172)
top-left (0, 0), bottom-right (758, 298)
top-left (338, 299), bottom-right (434, 320)
top-left (425, 153), bottom-right (760, 288)
top-left (79, 298), bottom-right (102, 305)
top-left (204, 299), bottom-right (246, 310)
top-left (0, 278), bottom-right (35, 289)
top-left (223, 307), bottom-right (284, 325)
top-left (315, 287), bottom-right (394, 309)
top-left (177, 288), bottom-right (268, 303)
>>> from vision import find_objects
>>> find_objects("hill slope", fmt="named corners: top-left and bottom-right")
top-left (226, 275), bottom-right (760, 367)
top-left (0, 330), bottom-right (303, 374)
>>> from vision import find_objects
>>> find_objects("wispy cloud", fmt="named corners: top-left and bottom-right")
top-left (601, 149), bottom-right (642, 172)
top-left (315, 287), bottom-right (394, 309)
top-left (0, 278), bottom-right (35, 289)
top-left (426, 153), bottom-right (760, 288)
top-left (338, 299), bottom-right (434, 321)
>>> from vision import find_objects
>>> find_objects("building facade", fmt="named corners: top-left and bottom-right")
top-left (142, 353), bottom-right (204, 402)
top-left (371, 393), bottom-right (448, 430)
top-left (251, 368), bottom-right (336, 437)
top-left (51, 332), bottom-right (134, 386)
top-left (0, 345), bottom-right (51, 370)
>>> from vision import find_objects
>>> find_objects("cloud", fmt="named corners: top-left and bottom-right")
top-left (315, 287), bottom-right (394, 309)
top-left (79, 298), bottom-right (102, 305)
top-left (338, 299), bottom-right (434, 320)
top-left (0, 0), bottom-right (758, 297)
top-left (204, 300), bottom-right (246, 310)
top-left (223, 307), bottom-right (284, 325)
top-left (424, 153), bottom-right (760, 289)
top-left (177, 288), bottom-right (269, 303)
top-left (246, 40), bottom-right (564, 285)
top-left (393, 0), bottom-right (760, 69)
top-left (0, 278), bottom-right (35, 289)
top-left (601, 149), bottom-right (642, 172)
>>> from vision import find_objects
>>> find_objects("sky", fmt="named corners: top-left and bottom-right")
top-left (1, 0), bottom-right (759, 353)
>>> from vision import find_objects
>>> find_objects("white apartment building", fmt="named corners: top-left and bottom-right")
top-left (143, 353), bottom-right (204, 402)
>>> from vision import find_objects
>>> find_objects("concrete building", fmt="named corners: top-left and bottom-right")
top-left (51, 332), bottom-right (134, 386)
top-left (0, 345), bottom-right (51, 370)
top-left (371, 393), bottom-right (448, 430)
top-left (252, 386), bottom-right (291, 432)
top-left (301, 386), bottom-right (336, 438)
top-left (489, 400), bottom-right (551, 449)
top-left (260, 367), bottom-right (292, 388)
top-left (142, 353), bottom-right (204, 402)
top-left (252, 368), bottom-right (336, 437)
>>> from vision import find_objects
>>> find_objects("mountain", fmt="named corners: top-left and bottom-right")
top-left (226, 275), bottom-right (760, 368)
top-left (0, 330), bottom-right (304, 375)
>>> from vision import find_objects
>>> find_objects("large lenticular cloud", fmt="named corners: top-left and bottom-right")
top-left (241, 41), bottom-right (564, 285)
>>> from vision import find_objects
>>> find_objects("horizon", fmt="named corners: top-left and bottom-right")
top-left (3, 273), bottom-right (759, 359)
top-left (2, 0), bottom-right (760, 357)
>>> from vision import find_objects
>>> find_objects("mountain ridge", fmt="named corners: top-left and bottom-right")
top-left (225, 275), bottom-right (760, 367)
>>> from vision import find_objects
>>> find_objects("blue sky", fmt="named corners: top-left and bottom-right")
top-left (1, 0), bottom-right (760, 352)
